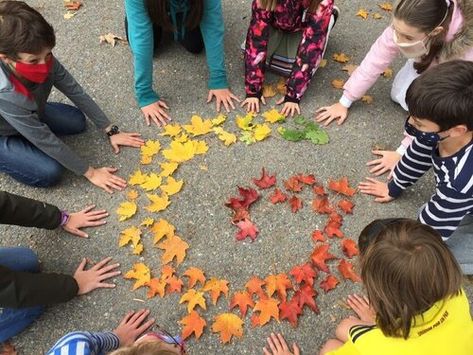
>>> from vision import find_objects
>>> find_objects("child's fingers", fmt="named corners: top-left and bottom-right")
top-left (262, 347), bottom-right (271, 355)
top-left (228, 97), bottom-right (236, 110)
top-left (276, 333), bottom-right (289, 350)
top-left (96, 281), bottom-right (116, 289)
top-left (230, 93), bottom-right (241, 102)
top-left (207, 91), bottom-right (213, 103)
top-left (96, 262), bottom-right (120, 274)
top-left (91, 257), bottom-right (113, 270)
top-left (293, 343), bottom-right (300, 355)
top-left (366, 158), bottom-right (382, 166)
top-left (81, 205), bottom-right (96, 213)
top-left (261, 97), bottom-right (266, 105)
top-left (97, 269), bottom-right (122, 282)
top-left (136, 318), bottom-right (155, 335)
top-left (121, 311), bottom-right (135, 325)
top-left (127, 309), bottom-right (148, 325)
top-left (266, 335), bottom-right (278, 352)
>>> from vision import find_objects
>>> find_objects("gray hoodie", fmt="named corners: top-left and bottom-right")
top-left (0, 57), bottom-right (111, 175)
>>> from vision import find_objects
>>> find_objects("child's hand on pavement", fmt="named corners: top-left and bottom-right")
top-left (263, 333), bottom-right (300, 355)
top-left (367, 150), bottom-right (401, 177)
top-left (277, 98), bottom-right (300, 118)
top-left (358, 177), bottom-right (394, 203)
top-left (109, 132), bottom-right (145, 154)
top-left (347, 294), bottom-right (376, 324)
top-left (73, 257), bottom-right (121, 295)
top-left (241, 96), bottom-right (266, 113)
top-left (315, 102), bottom-right (349, 126)
top-left (84, 167), bottom-right (127, 193)
top-left (63, 205), bottom-right (108, 238)
top-left (141, 100), bottom-right (171, 126)
top-left (113, 309), bottom-right (155, 346)
top-left (207, 88), bottom-right (241, 113)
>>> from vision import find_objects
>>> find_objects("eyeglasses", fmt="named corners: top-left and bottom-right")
top-left (145, 325), bottom-right (186, 354)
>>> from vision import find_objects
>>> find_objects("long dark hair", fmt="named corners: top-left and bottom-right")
top-left (393, 0), bottom-right (453, 73)
top-left (145, 0), bottom-right (204, 31)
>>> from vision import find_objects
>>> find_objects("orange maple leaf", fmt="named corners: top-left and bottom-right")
top-left (146, 278), bottom-right (166, 298)
top-left (180, 311), bottom-right (207, 340)
top-left (279, 298), bottom-right (303, 327)
top-left (183, 267), bottom-right (206, 288)
top-left (252, 297), bottom-right (280, 326)
top-left (203, 278), bottom-right (229, 305)
top-left (166, 276), bottom-right (184, 294)
top-left (311, 244), bottom-right (337, 273)
top-left (245, 276), bottom-right (266, 298)
top-left (229, 291), bottom-right (255, 317)
top-left (320, 274), bottom-right (339, 293)
top-left (265, 273), bottom-right (293, 302)
top-left (212, 313), bottom-right (244, 344)
top-left (338, 259), bottom-right (361, 282)
top-left (157, 234), bottom-right (189, 265)
top-left (341, 238), bottom-right (360, 258)
top-left (328, 177), bottom-right (356, 196)
top-left (160, 265), bottom-right (175, 281)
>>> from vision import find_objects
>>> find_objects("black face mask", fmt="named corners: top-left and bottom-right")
top-left (404, 117), bottom-right (448, 146)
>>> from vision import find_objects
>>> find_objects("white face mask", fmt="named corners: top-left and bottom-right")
top-left (393, 31), bottom-right (430, 59)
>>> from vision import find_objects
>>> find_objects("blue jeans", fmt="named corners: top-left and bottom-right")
top-left (0, 247), bottom-right (44, 342)
top-left (445, 214), bottom-right (473, 275)
top-left (0, 102), bottom-right (86, 187)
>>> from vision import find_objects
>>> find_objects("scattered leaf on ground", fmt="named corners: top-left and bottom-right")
top-left (252, 297), bottom-right (280, 326)
top-left (212, 313), bottom-right (244, 344)
top-left (116, 201), bottom-right (137, 221)
top-left (379, 2), bottom-right (393, 12)
top-left (160, 176), bottom-right (183, 195)
top-left (245, 276), bottom-right (266, 298)
top-left (338, 199), bottom-right (355, 214)
top-left (253, 168), bottom-right (276, 189)
top-left (338, 259), bottom-right (362, 282)
top-left (342, 64), bottom-right (358, 75)
top-left (263, 109), bottom-right (285, 124)
top-left (230, 291), bottom-right (255, 317)
top-left (157, 234), bottom-right (189, 265)
top-left (320, 274), bottom-right (339, 293)
top-left (265, 273), bottom-right (293, 302)
top-left (180, 311), bottom-right (207, 340)
top-left (312, 230), bottom-right (326, 243)
top-left (341, 239), bottom-right (360, 258)
top-left (146, 193), bottom-right (171, 212)
top-left (124, 263), bottom-right (151, 290)
top-left (99, 33), bottom-right (126, 47)
top-left (183, 267), bottom-right (206, 288)
top-left (311, 244), bottom-right (337, 273)
top-left (203, 278), bottom-right (229, 305)
top-left (331, 79), bottom-right (345, 89)
top-left (180, 289), bottom-right (207, 313)
top-left (279, 298), bottom-right (303, 327)
top-left (294, 284), bottom-right (319, 313)
top-left (269, 188), bottom-right (288, 204)
top-left (356, 8), bottom-right (369, 19)
top-left (290, 263), bottom-right (317, 286)
top-left (235, 219), bottom-right (259, 241)
top-left (333, 53), bottom-right (350, 63)
top-left (328, 177), bottom-right (356, 196)
top-left (183, 115), bottom-right (213, 136)
top-left (289, 196), bottom-right (303, 213)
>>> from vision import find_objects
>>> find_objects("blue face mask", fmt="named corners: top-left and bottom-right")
top-left (404, 117), bottom-right (447, 146)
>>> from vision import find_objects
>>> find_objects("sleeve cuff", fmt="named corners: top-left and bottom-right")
top-left (137, 92), bottom-right (160, 108)
top-left (339, 95), bottom-right (353, 108)
top-left (284, 95), bottom-right (300, 104)
top-left (387, 181), bottom-right (403, 198)
top-left (396, 144), bottom-right (407, 156)
top-left (208, 74), bottom-right (228, 90)
top-left (246, 92), bottom-right (262, 99)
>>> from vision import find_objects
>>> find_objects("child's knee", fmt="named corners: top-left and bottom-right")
top-left (34, 162), bottom-right (64, 187)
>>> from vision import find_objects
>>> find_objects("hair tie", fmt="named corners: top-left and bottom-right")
top-left (445, 0), bottom-right (451, 7)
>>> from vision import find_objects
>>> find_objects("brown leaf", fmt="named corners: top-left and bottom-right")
top-left (356, 8), bottom-right (369, 19)
top-left (361, 95), bottom-right (374, 104)
top-left (383, 68), bottom-right (393, 78)
top-left (342, 64), bottom-right (358, 76)
top-left (331, 79), bottom-right (345, 90)
top-left (99, 33), bottom-right (127, 47)
top-left (332, 53), bottom-right (350, 63)
top-left (373, 12), bottom-right (383, 19)
top-left (262, 84), bottom-right (277, 98)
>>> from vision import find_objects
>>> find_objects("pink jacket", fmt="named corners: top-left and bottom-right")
top-left (341, 0), bottom-right (473, 105)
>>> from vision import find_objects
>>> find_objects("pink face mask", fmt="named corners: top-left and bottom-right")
top-left (14, 55), bottom-right (54, 83)
top-left (393, 31), bottom-right (430, 59)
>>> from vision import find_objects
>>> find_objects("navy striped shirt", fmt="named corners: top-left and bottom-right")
top-left (388, 137), bottom-right (473, 239)
top-left (46, 331), bottom-right (119, 355)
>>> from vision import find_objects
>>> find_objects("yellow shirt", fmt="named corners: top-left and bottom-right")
top-left (328, 290), bottom-right (473, 355)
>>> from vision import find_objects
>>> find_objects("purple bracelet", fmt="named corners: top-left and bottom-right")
top-left (60, 211), bottom-right (70, 226)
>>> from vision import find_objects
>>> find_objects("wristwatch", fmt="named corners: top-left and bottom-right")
top-left (106, 125), bottom-right (120, 137)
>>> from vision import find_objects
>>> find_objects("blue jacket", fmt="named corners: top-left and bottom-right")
top-left (124, 0), bottom-right (229, 107)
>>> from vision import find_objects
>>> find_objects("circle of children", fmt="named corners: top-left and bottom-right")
top-left (0, 0), bottom-right (472, 354)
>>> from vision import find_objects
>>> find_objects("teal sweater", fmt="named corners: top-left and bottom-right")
top-left (125, 0), bottom-right (229, 108)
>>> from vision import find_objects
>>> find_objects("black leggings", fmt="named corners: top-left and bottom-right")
top-left (124, 16), bottom-right (204, 54)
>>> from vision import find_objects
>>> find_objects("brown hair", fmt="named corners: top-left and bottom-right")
top-left (145, 0), bottom-right (203, 32)
top-left (393, 0), bottom-right (452, 73)
top-left (0, 0), bottom-right (55, 59)
top-left (258, 0), bottom-right (322, 13)
top-left (360, 219), bottom-right (462, 339)
top-left (406, 60), bottom-right (473, 131)
top-left (109, 341), bottom-right (178, 355)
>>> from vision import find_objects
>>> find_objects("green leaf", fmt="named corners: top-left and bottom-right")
top-left (239, 131), bottom-right (256, 145)
top-left (305, 129), bottom-right (329, 145)
top-left (294, 115), bottom-right (308, 125)
top-left (277, 127), bottom-right (306, 142)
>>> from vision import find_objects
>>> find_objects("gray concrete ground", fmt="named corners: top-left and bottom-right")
top-left (1, 0), bottom-right (472, 354)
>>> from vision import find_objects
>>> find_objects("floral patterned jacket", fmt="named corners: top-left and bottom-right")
top-left (245, 0), bottom-right (334, 103)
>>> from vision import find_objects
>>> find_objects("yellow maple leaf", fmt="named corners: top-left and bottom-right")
top-left (332, 53), bottom-right (351, 63)
top-left (161, 124), bottom-right (182, 137)
top-left (116, 201), bottom-right (137, 222)
top-left (157, 234), bottom-right (189, 265)
top-left (331, 79), bottom-right (345, 89)
top-left (262, 84), bottom-right (277, 98)
top-left (212, 313), bottom-right (244, 344)
top-left (361, 95), bottom-right (374, 104)
top-left (119, 226), bottom-right (141, 247)
top-left (379, 2), bottom-right (393, 12)
top-left (183, 115), bottom-right (213, 136)
top-left (160, 176), bottom-right (184, 196)
top-left (140, 217), bottom-right (154, 227)
top-left (151, 218), bottom-right (175, 244)
top-left (126, 189), bottom-right (139, 201)
top-left (203, 278), bottom-right (229, 305)
top-left (174, 133), bottom-right (189, 143)
top-left (191, 140), bottom-right (209, 155)
top-left (213, 127), bottom-right (237, 146)
top-left (319, 58), bottom-right (328, 68)
top-left (160, 161), bottom-right (179, 177)
top-left (140, 155), bottom-right (152, 165)
top-left (140, 173), bottom-right (162, 191)
top-left (132, 242), bottom-right (144, 255)
top-left (356, 8), bottom-right (369, 19)
top-left (180, 289), bottom-right (207, 313)
top-left (263, 109), bottom-right (285, 124)
top-left (211, 114), bottom-right (227, 127)
top-left (253, 124), bottom-right (271, 141)
top-left (373, 12), bottom-right (383, 19)
top-left (236, 113), bottom-right (255, 131)
top-left (124, 262), bottom-right (150, 290)
top-left (140, 140), bottom-right (161, 157)
top-left (383, 68), bottom-right (393, 78)
top-left (129, 170), bottom-right (147, 185)
top-left (146, 193), bottom-right (171, 213)
top-left (162, 141), bottom-right (195, 162)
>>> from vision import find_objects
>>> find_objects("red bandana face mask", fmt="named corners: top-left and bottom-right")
top-left (14, 55), bottom-right (53, 83)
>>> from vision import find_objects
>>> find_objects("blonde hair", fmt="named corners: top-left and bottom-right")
top-left (109, 341), bottom-right (177, 355)
top-left (258, 0), bottom-right (322, 12)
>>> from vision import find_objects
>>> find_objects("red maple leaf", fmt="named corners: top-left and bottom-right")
top-left (296, 174), bottom-right (317, 185)
top-left (338, 259), bottom-right (361, 282)
top-left (320, 274), bottom-right (339, 292)
top-left (313, 184), bottom-right (327, 196)
top-left (253, 168), bottom-right (276, 189)
top-left (294, 284), bottom-right (319, 313)
top-left (289, 263), bottom-right (317, 286)
top-left (311, 230), bottom-right (326, 243)
top-left (324, 213), bottom-right (344, 238)
top-left (235, 219), bottom-right (259, 241)
top-left (269, 188), bottom-right (288, 204)
top-left (328, 177), bottom-right (356, 196)
top-left (311, 244), bottom-right (336, 273)
top-left (338, 199), bottom-right (355, 214)
top-left (279, 298), bottom-right (303, 327)
top-left (312, 196), bottom-right (333, 214)
top-left (284, 176), bottom-right (303, 192)
top-left (232, 208), bottom-right (250, 223)
top-left (225, 187), bottom-right (260, 211)
top-left (289, 196), bottom-right (303, 213)
top-left (341, 238), bottom-right (359, 258)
